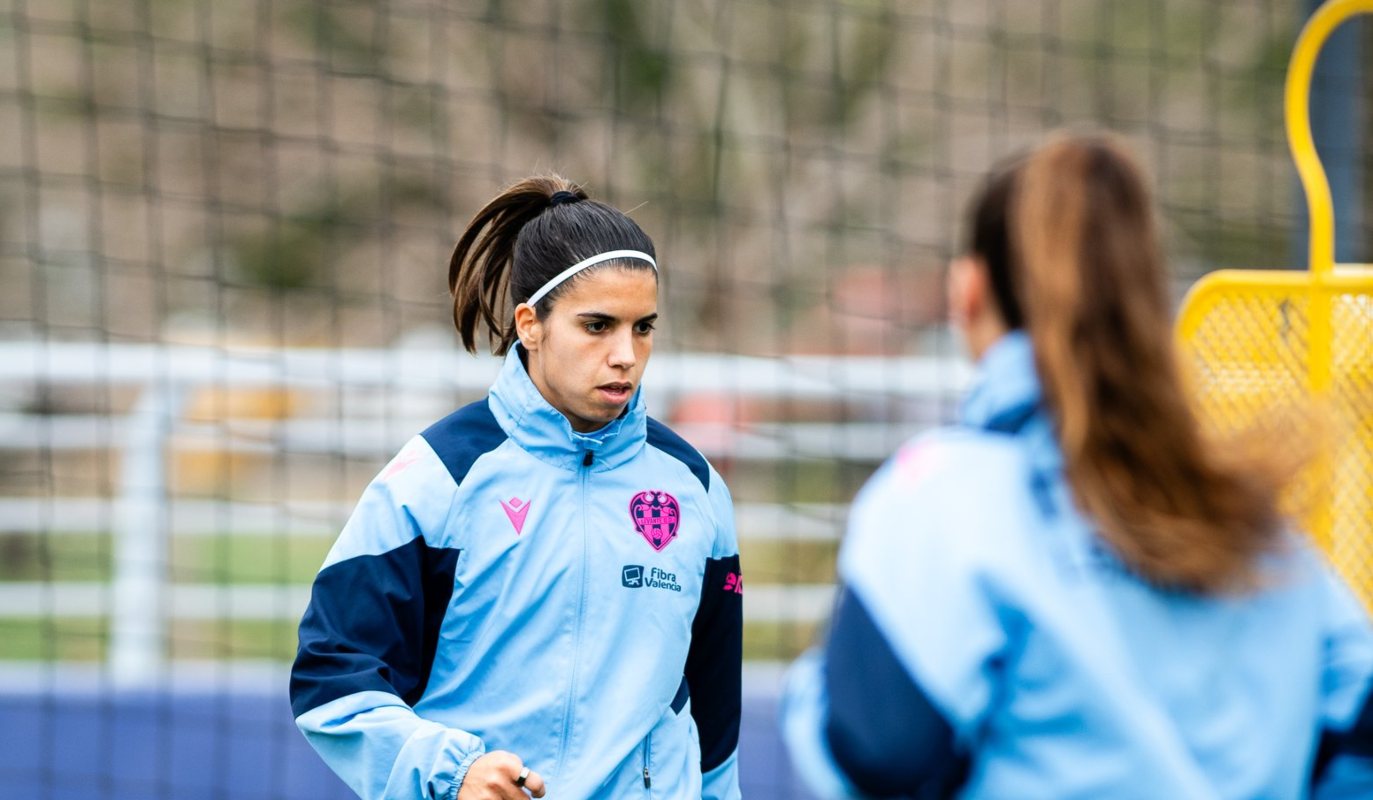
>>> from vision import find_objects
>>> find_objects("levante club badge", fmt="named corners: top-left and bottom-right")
top-left (630, 490), bottom-right (680, 551)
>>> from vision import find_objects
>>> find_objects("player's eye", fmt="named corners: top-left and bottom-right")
top-left (584, 320), bottom-right (608, 334)
top-left (635, 320), bottom-right (656, 335)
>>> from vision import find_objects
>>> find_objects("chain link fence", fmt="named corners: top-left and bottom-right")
top-left (0, 1), bottom-right (1365, 798)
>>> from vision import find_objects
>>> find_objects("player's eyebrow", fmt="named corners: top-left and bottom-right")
top-left (576, 312), bottom-right (659, 324)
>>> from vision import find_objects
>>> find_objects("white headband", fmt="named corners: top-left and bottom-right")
top-left (524, 249), bottom-right (658, 308)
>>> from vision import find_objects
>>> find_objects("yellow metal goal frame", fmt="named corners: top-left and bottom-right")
top-left (1177, 0), bottom-right (1373, 603)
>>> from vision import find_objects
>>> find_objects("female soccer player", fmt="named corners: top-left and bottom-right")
top-left (781, 132), bottom-right (1373, 798)
top-left (291, 177), bottom-right (742, 800)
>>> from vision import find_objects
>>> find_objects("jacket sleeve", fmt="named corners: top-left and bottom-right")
top-left (685, 466), bottom-right (742, 800)
top-left (1311, 566), bottom-right (1373, 799)
top-left (782, 586), bottom-right (971, 799)
top-left (290, 438), bottom-right (485, 800)
top-left (782, 440), bottom-right (996, 799)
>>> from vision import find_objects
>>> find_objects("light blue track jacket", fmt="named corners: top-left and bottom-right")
top-left (291, 346), bottom-right (743, 800)
top-left (782, 332), bottom-right (1373, 799)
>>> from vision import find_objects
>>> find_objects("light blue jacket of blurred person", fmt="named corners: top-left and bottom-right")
top-left (781, 330), bottom-right (1373, 799)
top-left (782, 131), bottom-right (1373, 800)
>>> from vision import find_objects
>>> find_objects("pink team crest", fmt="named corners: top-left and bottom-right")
top-left (630, 490), bottom-right (680, 551)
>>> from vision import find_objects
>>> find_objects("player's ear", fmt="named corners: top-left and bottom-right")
top-left (947, 254), bottom-right (988, 326)
top-left (514, 302), bottom-right (543, 351)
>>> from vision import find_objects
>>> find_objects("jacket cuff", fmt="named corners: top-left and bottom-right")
top-left (447, 747), bottom-right (486, 800)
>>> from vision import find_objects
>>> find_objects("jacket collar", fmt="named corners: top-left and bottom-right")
top-left (960, 330), bottom-right (1042, 433)
top-left (487, 344), bottom-right (647, 472)
top-left (962, 331), bottom-right (1062, 458)
top-left (961, 330), bottom-right (1065, 512)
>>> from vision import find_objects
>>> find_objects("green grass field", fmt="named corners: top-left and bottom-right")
top-left (0, 616), bottom-right (821, 662)
top-left (0, 533), bottom-right (331, 583)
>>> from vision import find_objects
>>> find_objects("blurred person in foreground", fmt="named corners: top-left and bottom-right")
top-left (290, 176), bottom-right (742, 800)
top-left (780, 131), bottom-right (1373, 798)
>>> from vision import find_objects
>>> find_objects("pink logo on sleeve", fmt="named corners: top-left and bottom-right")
top-left (381, 449), bottom-right (421, 481)
top-left (500, 497), bottom-right (530, 535)
top-left (894, 440), bottom-right (945, 485)
top-left (630, 490), bottom-right (680, 551)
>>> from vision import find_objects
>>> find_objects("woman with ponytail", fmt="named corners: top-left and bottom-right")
top-left (781, 133), bottom-right (1373, 798)
top-left (291, 176), bottom-right (743, 800)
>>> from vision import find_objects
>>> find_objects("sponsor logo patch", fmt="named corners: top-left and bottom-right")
top-left (622, 564), bottom-right (682, 592)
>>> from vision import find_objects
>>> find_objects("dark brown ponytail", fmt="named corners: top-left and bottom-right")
top-left (449, 174), bottom-right (656, 355)
top-left (994, 132), bottom-right (1300, 593)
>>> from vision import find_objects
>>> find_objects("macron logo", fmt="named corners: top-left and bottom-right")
top-left (500, 497), bottom-right (530, 535)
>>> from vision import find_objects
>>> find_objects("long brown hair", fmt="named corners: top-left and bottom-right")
top-left (449, 174), bottom-right (656, 354)
top-left (1005, 132), bottom-right (1296, 593)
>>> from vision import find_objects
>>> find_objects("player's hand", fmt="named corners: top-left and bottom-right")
top-left (457, 751), bottom-right (546, 799)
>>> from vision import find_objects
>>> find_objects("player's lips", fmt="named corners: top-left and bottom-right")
top-left (597, 382), bottom-right (633, 402)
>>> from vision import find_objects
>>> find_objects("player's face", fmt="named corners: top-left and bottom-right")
top-left (520, 267), bottom-right (658, 433)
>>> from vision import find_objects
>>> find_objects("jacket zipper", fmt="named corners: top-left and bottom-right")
top-left (556, 450), bottom-right (594, 778)
top-left (642, 730), bottom-right (652, 791)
